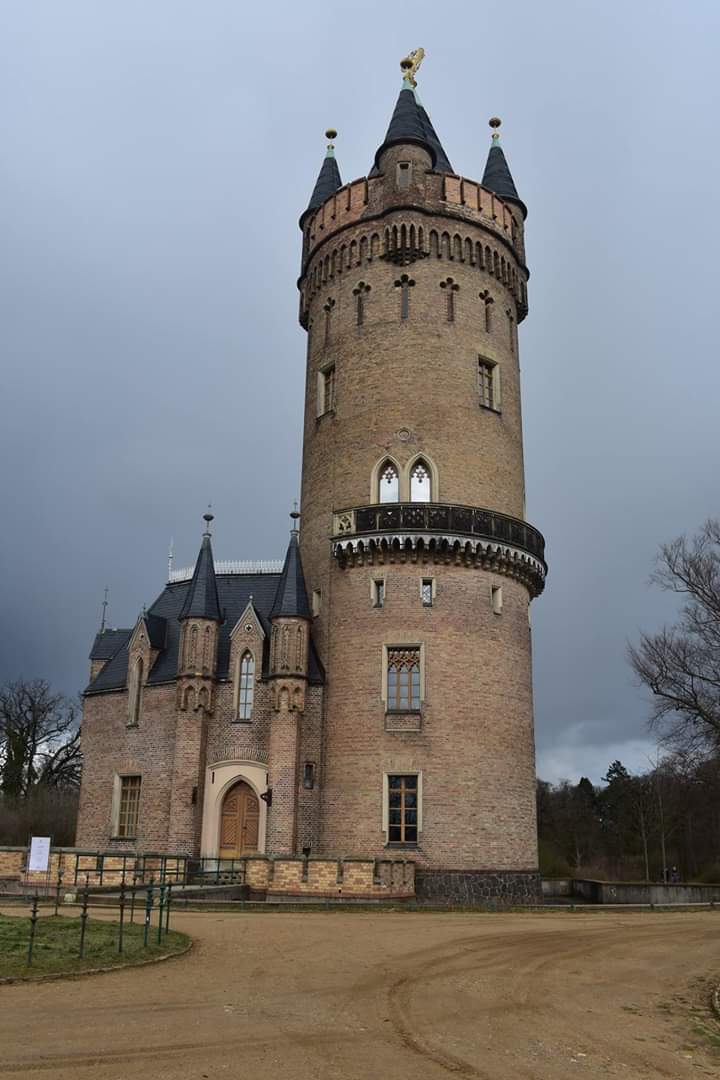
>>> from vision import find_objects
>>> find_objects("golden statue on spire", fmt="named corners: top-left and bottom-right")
top-left (400, 48), bottom-right (425, 87)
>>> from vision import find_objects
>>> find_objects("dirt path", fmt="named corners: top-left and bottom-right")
top-left (1, 908), bottom-right (718, 1079)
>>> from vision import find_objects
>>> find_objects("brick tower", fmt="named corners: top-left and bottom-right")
top-left (297, 53), bottom-right (547, 903)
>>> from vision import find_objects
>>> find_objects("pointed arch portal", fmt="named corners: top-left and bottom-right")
top-left (219, 780), bottom-right (259, 858)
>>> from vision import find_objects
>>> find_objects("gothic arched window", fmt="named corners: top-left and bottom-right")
top-left (410, 460), bottom-right (432, 502)
top-left (238, 651), bottom-right (255, 720)
top-left (378, 461), bottom-right (399, 503)
top-left (128, 657), bottom-right (144, 726)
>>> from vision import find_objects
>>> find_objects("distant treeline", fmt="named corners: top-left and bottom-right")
top-left (537, 755), bottom-right (720, 883)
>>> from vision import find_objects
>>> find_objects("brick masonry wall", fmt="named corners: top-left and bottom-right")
top-left (78, 650), bottom-right (325, 858)
top-left (298, 146), bottom-right (541, 877)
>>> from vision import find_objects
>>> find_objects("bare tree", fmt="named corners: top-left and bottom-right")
top-left (0, 679), bottom-right (81, 797)
top-left (628, 519), bottom-right (720, 753)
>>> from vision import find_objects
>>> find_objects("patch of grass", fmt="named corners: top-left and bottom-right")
top-left (0, 914), bottom-right (189, 981)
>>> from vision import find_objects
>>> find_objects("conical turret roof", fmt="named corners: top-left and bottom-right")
top-left (179, 532), bottom-right (222, 622)
top-left (370, 79), bottom-right (453, 175)
top-left (270, 531), bottom-right (311, 619)
top-left (300, 137), bottom-right (342, 227)
top-left (481, 129), bottom-right (527, 218)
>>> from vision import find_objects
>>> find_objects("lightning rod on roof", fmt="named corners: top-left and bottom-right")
top-left (100, 586), bottom-right (109, 633)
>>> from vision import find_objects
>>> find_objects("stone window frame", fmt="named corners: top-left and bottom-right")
top-left (370, 453), bottom-right (439, 504)
top-left (382, 770), bottom-right (423, 846)
top-left (235, 650), bottom-right (255, 722)
top-left (492, 584), bottom-right (503, 616)
top-left (478, 356), bottom-right (502, 413)
top-left (316, 359), bottom-right (336, 418)
top-left (421, 578), bottom-right (436, 607)
top-left (127, 655), bottom-right (144, 728)
top-left (111, 773), bottom-right (142, 840)
top-left (381, 642), bottom-right (425, 712)
top-left (311, 589), bottom-right (322, 618)
top-left (371, 577), bottom-right (386, 609)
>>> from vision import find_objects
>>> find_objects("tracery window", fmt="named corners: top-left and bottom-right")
top-left (378, 461), bottom-right (399, 503)
top-left (387, 647), bottom-right (421, 711)
top-left (238, 651), bottom-right (255, 720)
top-left (410, 460), bottom-right (432, 502)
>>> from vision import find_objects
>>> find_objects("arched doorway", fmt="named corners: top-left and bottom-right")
top-left (219, 780), bottom-right (259, 858)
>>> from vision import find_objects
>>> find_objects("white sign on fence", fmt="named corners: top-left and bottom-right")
top-left (28, 836), bottom-right (51, 873)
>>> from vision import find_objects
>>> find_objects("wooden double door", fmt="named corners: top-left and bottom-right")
top-left (219, 780), bottom-right (259, 857)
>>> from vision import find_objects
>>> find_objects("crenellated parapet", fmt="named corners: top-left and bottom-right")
top-left (299, 175), bottom-right (528, 327)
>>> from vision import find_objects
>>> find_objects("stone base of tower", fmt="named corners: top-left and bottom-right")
top-left (415, 869), bottom-right (542, 907)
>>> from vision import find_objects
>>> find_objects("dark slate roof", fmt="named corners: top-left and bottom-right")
top-left (89, 628), bottom-right (131, 661)
top-left (300, 152), bottom-right (342, 227)
top-left (370, 84), bottom-right (453, 176)
top-left (270, 533), bottom-right (311, 619)
top-left (178, 534), bottom-right (221, 622)
top-left (144, 613), bottom-right (167, 649)
top-left (85, 572), bottom-right (324, 695)
top-left (481, 142), bottom-right (527, 218)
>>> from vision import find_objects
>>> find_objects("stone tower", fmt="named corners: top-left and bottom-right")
top-left (297, 54), bottom-right (547, 903)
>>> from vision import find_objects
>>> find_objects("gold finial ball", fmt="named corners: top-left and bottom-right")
top-left (325, 128), bottom-right (337, 140)
top-left (489, 117), bottom-right (502, 129)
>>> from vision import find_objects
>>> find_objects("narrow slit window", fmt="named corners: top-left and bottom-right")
top-left (492, 585), bottom-right (503, 615)
top-left (396, 161), bottom-right (411, 189)
top-left (387, 774), bottom-right (418, 844)
top-left (421, 579), bottom-right (433, 607)
top-left (322, 365), bottom-right (336, 414)
top-left (373, 579), bottom-right (385, 608)
top-left (238, 651), bottom-right (255, 719)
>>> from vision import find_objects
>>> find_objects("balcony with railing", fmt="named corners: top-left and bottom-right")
top-left (332, 502), bottom-right (547, 596)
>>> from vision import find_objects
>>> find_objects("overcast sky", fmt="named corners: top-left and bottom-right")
top-left (2, 1), bottom-right (718, 785)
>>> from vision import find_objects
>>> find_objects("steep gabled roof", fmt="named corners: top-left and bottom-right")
top-left (370, 80), bottom-right (453, 176)
top-left (178, 534), bottom-right (222, 622)
top-left (89, 628), bottom-right (131, 661)
top-left (300, 146), bottom-right (342, 227)
top-left (270, 532), bottom-right (311, 619)
top-left (481, 134), bottom-right (527, 219)
top-left (84, 570), bottom-right (324, 694)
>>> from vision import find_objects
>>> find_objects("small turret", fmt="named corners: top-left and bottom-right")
top-left (370, 52), bottom-right (453, 176)
top-left (481, 117), bottom-right (527, 220)
top-left (176, 512), bottom-right (222, 714)
top-left (299, 130), bottom-right (343, 228)
top-left (266, 510), bottom-right (313, 855)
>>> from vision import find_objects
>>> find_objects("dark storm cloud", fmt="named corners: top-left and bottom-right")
top-left (2, 1), bottom-right (718, 783)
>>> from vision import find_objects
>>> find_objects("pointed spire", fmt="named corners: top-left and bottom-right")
top-left (270, 510), bottom-right (311, 619)
top-left (371, 51), bottom-right (453, 176)
top-left (481, 118), bottom-right (527, 219)
top-left (178, 512), bottom-right (222, 622)
top-left (300, 129), bottom-right (342, 227)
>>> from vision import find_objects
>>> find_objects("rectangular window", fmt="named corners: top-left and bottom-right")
top-left (372, 579), bottom-right (385, 608)
top-left (396, 161), bottom-right (411, 189)
top-left (323, 365), bottom-right (336, 413)
top-left (478, 358), bottom-right (498, 410)
top-left (387, 646), bottom-right (421, 710)
top-left (387, 774), bottom-right (418, 844)
top-left (311, 589), bottom-right (322, 617)
top-left (117, 776), bottom-right (141, 838)
top-left (421, 579), bottom-right (434, 607)
top-left (316, 364), bottom-right (336, 417)
top-left (492, 585), bottom-right (503, 615)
